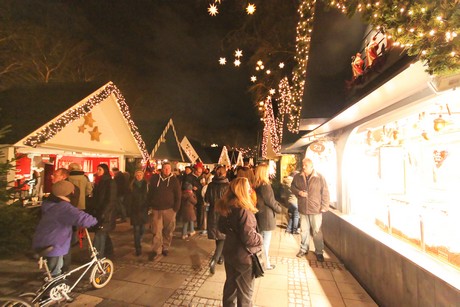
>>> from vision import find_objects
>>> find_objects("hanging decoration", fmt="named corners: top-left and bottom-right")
top-left (325, 0), bottom-right (460, 75)
top-left (23, 82), bottom-right (150, 161)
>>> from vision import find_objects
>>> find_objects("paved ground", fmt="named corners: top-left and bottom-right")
top-left (0, 219), bottom-right (378, 306)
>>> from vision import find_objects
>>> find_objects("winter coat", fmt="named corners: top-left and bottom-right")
top-left (181, 190), bottom-right (197, 222)
top-left (218, 206), bottom-right (263, 265)
top-left (128, 179), bottom-right (148, 225)
top-left (32, 195), bottom-right (97, 257)
top-left (255, 183), bottom-right (282, 231)
top-left (68, 171), bottom-right (93, 210)
top-left (205, 176), bottom-right (229, 240)
top-left (114, 172), bottom-right (128, 197)
top-left (290, 170), bottom-right (330, 215)
top-left (92, 174), bottom-right (117, 232)
top-left (147, 173), bottom-right (181, 212)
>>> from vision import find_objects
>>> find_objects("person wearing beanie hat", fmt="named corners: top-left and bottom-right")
top-left (68, 163), bottom-right (93, 211)
top-left (32, 181), bottom-right (97, 277)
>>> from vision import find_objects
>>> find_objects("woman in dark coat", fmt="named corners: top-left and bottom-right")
top-left (92, 163), bottom-right (117, 258)
top-left (128, 170), bottom-right (148, 256)
top-left (254, 163), bottom-right (282, 270)
top-left (205, 165), bottom-right (229, 274)
top-left (217, 177), bottom-right (263, 307)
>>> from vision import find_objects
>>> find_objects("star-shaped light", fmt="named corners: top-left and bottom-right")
top-left (89, 126), bottom-right (101, 141)
top-left (269, 89), bottom-right (276, 95)
top-left (279, 62), bottom-right (285, 68)
top-left (83, 113), bottom-right (96, 127)
top-left (78, 124), bottom-right (86, 133)
top-left (266, 69), bottom-right (271, 74)
top-left (250, 76), bottom-right (257, 82)
top-left (234, 59), bottom-right (241, 67)
top-left (246, 3), bottom-right (256, 15)
top-left (235, 49), bottom-right (243, 58)
top-left (208, 4), bottom-right (218, 16)
top-left (219, 57), bottom-right (226, 65)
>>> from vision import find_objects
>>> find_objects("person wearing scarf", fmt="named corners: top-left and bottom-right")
top-left (146, 161), bottom-right (181, 260)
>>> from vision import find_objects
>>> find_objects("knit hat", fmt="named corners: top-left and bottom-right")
top-left (52, 180), bottom-right (74, 198)
top-left (68, 162), bottom-right (82, 171)
top-left (182, 182), bottom-right (193, 191)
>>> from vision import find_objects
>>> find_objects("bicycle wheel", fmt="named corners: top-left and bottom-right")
top-left (0, 297), bottom-right (32, 307)
top-left (90, 259), bottom-right (114, 289)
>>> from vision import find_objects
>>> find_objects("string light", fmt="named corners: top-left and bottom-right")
top-left (261, 96), bottom-right (281, 158)
top-left (23, 82), bottom-right (150, 161)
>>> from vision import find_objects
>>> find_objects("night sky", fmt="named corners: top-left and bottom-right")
top-left (3, 0), bottom-right (366, 151)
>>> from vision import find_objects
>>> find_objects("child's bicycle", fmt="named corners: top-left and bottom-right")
top-left (0, 228), bottom-right (114, 306)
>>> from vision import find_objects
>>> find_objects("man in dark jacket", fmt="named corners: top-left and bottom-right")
top-left (291, 158), bottom-right (330, 262)
top-left (112, 167), bottom-right (128, 222)
top-left (146, 161), bottom-right (181, 260)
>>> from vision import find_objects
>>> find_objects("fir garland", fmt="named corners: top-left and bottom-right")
top-left (325, 0), bottom-right (460, 75)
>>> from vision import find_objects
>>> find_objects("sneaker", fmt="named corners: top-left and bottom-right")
top-left (315, 253), bottom-right (325, 262)
top-left (296, 251), bottom-right (307, 258)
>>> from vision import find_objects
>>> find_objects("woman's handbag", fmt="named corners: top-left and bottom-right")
top-left (249, 248), bottom-right (265, 278)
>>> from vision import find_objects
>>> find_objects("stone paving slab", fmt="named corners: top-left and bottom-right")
top-left (0, 221), bottom-right (377, 306)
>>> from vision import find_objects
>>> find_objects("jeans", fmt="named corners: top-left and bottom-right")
top-left (116, 196), bottom-right (126, 220)
top-left (287, 203), bottom-right (299, 233)
top-left (182, 221), bottom-right (195, 237)
top-left (94, 230), bottom-right (113, 258)
top-left (133, 224), bottom-right (145, 253)
top-left (261, 230), bottom-right (273, 268)
top-left (299, 213), bottom-right (324, 254)
top-left (46, 256), bottom-right (63, 277)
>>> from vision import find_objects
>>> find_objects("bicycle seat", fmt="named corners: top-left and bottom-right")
top-left (35, 245), bottom-right (54, 257)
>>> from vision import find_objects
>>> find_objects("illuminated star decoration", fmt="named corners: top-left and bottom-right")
top-left (279, 62), bottom-right (285, 69)
top-left (83, 112), bottom-right (96, 127)
top-left (246, 3), bottom-right (256, 15)
top-left (78, 124), bottom-right (86, 133)
top-left (219, 57), bottom-right (227, 65)
top-left (269, 88), bottom-right (276, 95)
top-left (250, 76), bottom-right (257, 82)
top-left (234, 59), bottom-right (241, 67)
top-left (208, 4), bottom-right (218, 16)
top-left (235, 49), bottom-right (243, 58)
top-left (89, 126), bottom-right (101, 141)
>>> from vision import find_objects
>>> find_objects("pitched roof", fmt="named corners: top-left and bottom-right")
top-left (0, 82), bottom-right (149, 160)
top-left (149, 118), bottom-right (185, 162)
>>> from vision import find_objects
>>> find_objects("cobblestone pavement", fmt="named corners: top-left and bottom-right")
top-left (0, 220), bottom-right (376, 307)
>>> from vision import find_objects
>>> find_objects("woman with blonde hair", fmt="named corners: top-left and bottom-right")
top-left (217, 177), bottom-right (263, 307)
top-left (254, 163), bottom-right (282, 270)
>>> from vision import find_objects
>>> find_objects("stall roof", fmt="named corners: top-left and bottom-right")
top-left (0, 82), bottom-right (149, 160)
top-left (285, 61), bottom-right (436, 151)
top-left (149, 118), bottom-right (185, 162)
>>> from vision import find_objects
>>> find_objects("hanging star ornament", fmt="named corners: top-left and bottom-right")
top-left (78, 124), bottom-right (86, 133)
top-left (208, 4), bottom-right (218, 16)
top-left (246, 3), bottom-right (256, 15)
top-left (269, 89), bottom-right (276, 95)
top-left (89, 126), bottom-right (101, 141)
top-left (234, 59), bottom-right (241, 67)
top-left (235, 49), bottom-right (243, 58)
top-left (83, 112), bottom-right (96, 127)
top-left (219, 57), bottom-right (227, 65)
top-left (279, 62), bottom-right (285, 68)
top-left (250, 76), bottom-right (257, 82)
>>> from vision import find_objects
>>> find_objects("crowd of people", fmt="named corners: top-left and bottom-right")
top-left (32, 157), bottom-right (330, 307)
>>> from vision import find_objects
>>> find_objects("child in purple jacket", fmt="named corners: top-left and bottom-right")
top-left (33, 180), bottom-right (97, 276)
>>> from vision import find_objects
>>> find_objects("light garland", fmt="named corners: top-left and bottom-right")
top-left (288, 0), bottom-right (316, 133)
top-left (261, 96), bottom-right (281, 158)
top-left (23, 82), bottom-right (150, 161)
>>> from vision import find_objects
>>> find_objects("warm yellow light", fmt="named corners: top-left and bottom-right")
top-left (246, 4), bottom-right (256, 15)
